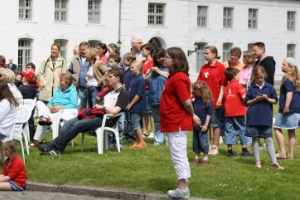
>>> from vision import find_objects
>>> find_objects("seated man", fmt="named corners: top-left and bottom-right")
top-left (37, 68), bottom-right (129, 155)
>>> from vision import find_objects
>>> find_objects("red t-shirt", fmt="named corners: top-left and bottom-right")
top-left (2, 155), bottom-right (27, 188)
top-left (160, 72), bottom-right (193, 132)
top-left (223, 79), bottom-right (246, 117)
top-left (197, 61), bottom-right (227, 109)
top-left (143, 59), bottom-right (154, 89)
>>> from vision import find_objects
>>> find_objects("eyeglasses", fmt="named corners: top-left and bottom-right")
top-left (164, 55), bottom-right (171, 59)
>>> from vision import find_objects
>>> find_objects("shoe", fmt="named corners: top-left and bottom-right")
top-left (148, 133), bottom-right (154, 138)
top-left (201, 160), bottom-right (209, 166)
top-left (136, 142), bottom-right (147, 148)
top-left (130, 142), bottom-right (139, 148)
top-left (273, 163), bottom-right (284, 169)
top-left (38, 115), bottom-right (52, 126)
top-left (255, 161), bottom-right (262, 168)
top-left (168, 188), bottom-right (190, 199)
top-left (142, 133), bottom-right (149, 137)
top-left (219, 137), bottom-right (223, 144)
top-left (191, 158), bottom-right (200, 164)
top-left (227, 152), bottom-right (237, 157)
top-left (259, 143), bottom-right (266, 149)
top-left (29, 141), bottom-right (39, 148)
top-left (208, 146), bottom-right (219, 155)
top-left (276, 151), bottom-right (287, 159)
top-left (242, 151), bottom-right (253, 156)
top-left (41, 149), bottom-right (61, 156)
top-left (37, 143), bottom-right (52, 152)
top-left (287, 153), bottom-right (294, 160)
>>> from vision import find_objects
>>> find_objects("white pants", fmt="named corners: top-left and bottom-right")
top-left (167, 130), bottom-right (191, 180)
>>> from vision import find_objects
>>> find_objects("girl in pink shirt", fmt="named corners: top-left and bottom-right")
top-left (239, 51), bottom-right (255, 92)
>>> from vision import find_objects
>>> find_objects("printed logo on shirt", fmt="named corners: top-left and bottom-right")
top-left (226, 89), bottom-right (235, 99)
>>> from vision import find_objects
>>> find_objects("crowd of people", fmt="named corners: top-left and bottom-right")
top-left (0, 36), bottom-right (299, 199)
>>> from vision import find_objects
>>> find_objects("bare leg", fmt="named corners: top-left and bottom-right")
top-left (142, 114), bottom-right (149, 135)
top-left (274, 128), bottom-right (286, 154)
top-left (0, 182), bottom-right (13, 191)
top-left (213, 127), bottom-right (220, 146)
top-left (136, 128), bottom-right (145, 143)
top-left (178, 179), bottom-right (188, 190)
top-left (149, 113), bottom-right (155, 134)
top-left (288, 129), bottom-right (296, 158)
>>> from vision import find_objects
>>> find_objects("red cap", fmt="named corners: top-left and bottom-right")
top-left (20, 71), bottom-right (36, 84)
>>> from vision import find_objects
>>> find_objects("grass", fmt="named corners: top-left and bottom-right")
top-left (10, 102), bottom-right (300, 200)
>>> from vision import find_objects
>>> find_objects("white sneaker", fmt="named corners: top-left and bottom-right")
top-left (208, 146), bottom-right (219, 155)
top-left (168, 188), bottom-right (190, 199)
top-left (148, 133), bottom-right (154, 138)
top-left (219, 137), bottom-right (223, 144)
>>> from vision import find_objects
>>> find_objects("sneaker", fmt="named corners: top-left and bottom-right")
top-left (227, 152), bottom-right (238, 157)
top-left (29, 141), bottom-right (39, 148)
top-left (273, 163), bottom-right (284, 170)
top-left (136, 142), bottom-right (147, 148)
top-left (208, 146), bottom-right (219, 155)
top-left (168, 188), bottom-right (190, 199)
top-left (37, 143), bottom-right (52, 152)
top-left (38, 115), bottom-right (52, 126)
top-left (41, 149), bottom-right (61, 156)
top-left (219, 137), bottom-right (223, 144)
top-left (255, 161), bottom-right (262, 168)
top-left (148, 133), bottom-right (154, 138)
top-left (241, 151), bottom-right (254, 156)
top-left (259, 143), bottom-right (266, 149)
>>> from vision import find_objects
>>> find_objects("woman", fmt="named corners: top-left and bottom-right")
top-left (223, 47), bottom-right (244, 72)
top-left (141, 43), bottom-right (155, 138)
top-left (38, 43), bottom-right (66, 103)
top-left (85, 47), bottom-right (109, 108)
top-left (29, 73), bottom-right (78, 147)
top-left (145, 48), bottom-right (169, 145)
top-left (106, 43), bottom-right (120, 67)
top-left (0, 68), bottom-right (23, 103)
top-left (0, 55), bottom-right (7, 68)
top-left (97, 42), bottom-right (108, 63)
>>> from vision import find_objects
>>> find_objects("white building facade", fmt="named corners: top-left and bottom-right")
top-left (1, 0), bottom-right (299, 81)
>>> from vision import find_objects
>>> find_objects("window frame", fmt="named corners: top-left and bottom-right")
top-left (248, 8), bottom-right (258, 29)
top-left (287, 11), bottom-right (296, 31)
top-left (148, 3), bottom-right (165, 26)
top-left (197, 6), bottom-right (208, 28)
top-left (196, 43), bottom-right (207, 72)
top-left (88, 40), bottom-right (101, 48)
top-left (223, 7), bottom-right (233, 29)
top-left (54, 0), bottom-right (68, 22)
top-left (18, 39), bottom-right (32, 70)
top-left (88, 0), bottom-right (101, 24)
top-left (287, 44), bottom-right (295, 58)
top-left (19, 0), bottom-right (32, 20)
top-left (222, 43), bottom-right (233, 62)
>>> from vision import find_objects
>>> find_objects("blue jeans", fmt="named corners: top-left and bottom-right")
top-left (49, 116), bottom-right (103, 153)
top-left (224, 116), bottom-right (248, 145)
top-left (150, 104), bottom-right (167, 144)
top-left (131, 113), bottom-right (141, 130)
top-left (87, 86), bottom-right (100, 109)
top-left (193, 130), bottom-right (209, 153)
top-left (108, 112), bottom-right (124, 146)
top-left (77, 86), bottom-right (88, 111)
top-left (123, 110), bottom-right (134, 141)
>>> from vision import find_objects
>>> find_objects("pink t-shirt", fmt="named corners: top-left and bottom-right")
top-left (239, 67), bottom-right (252, 92)
top-left (101, 55), bottom-right (108, 63)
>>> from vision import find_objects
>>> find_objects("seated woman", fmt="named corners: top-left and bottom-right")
top-left (0, 68), bottom-right (23, 104)
top-left (29, 73), bottom-right (78, 147)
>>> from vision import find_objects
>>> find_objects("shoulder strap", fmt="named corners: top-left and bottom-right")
top-left (228, 61), bottom-right (231, 68)
top-left (44, 58), bottom-right (50, 68)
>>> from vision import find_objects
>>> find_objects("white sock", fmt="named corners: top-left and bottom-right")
top-left (203, 156), bottom-right (208, 161)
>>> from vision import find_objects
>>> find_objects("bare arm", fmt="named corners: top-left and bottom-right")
top-left (126, 95), bottom-right (141, 110)
top-left (0, 176), bottom-right (10, 182)
top-left (216, 85), bottom-right (225, 108)
top-left (283, 92), bottom-right (293, 114)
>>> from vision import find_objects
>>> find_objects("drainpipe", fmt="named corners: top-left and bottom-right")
top-left (117, 0), bottom-right (122, 50)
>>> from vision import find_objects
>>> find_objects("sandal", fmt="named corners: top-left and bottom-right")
top-left (191, 158), bottom-right (200, 164)
top-left (276, 151), bottom-right (287, 159)
top-left (38, 115), bottom-right (52, 126)
top-left (255, 161), bottom-right (262, 168)
top-left (201, 160), bottom-right (209, 166)
top-left (287, 153), bottom-right (294, 160)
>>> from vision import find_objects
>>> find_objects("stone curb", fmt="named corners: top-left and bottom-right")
top-left (26, 181), bottom-right (210, 200)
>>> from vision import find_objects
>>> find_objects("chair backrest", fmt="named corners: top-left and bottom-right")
top-left (22, 98), bottom-right (36, 111)
top-left (15, 106), bottom-right (32, 123)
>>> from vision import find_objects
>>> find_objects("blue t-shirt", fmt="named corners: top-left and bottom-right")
top-left (245, 82), bottom-right (278, 127)
top-left (123, 69), bottom-right (133, 92)
top-left (193, 97), bottom-right (213, 132)
top-left (129, 73), bottom-right (147, 115)
top-left (279, 79), bottom-right (300, 113)
top-left (148, 66), bottom-right (169, 105)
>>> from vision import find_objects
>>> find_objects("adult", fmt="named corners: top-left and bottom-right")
top-left (68, 41), bottom-right (90, 111)
top-left (252, 42), bottom-right (276, 85)
top-left (85, 47), bottom-right (109, 108)
top-left (97, 42), bottom-right (108, 63)
top-left (0, 55), bottom-right (7, 68)
top-left (37, 68), bottom-right (129, 155)
top-left (66, 45), bottom-right (79, 69)
top-left (197, 45), bottom-right (227, 155)
top-left (141, 43), bottom-right (155, 138)
top-left (7, 58), bottom-right (17, 71)
top-left (145, 48), bottom-right (169, 145)
top-left (106, 43), bottom-right (120, 67)
top-left (29, 73), bottom-right (78, 147)
top-left (223, 47), bottom-right (244, 72)
top-left (120, 35), bottom-right (145, 71)
top-left (38, 43), bottom-right (66, 103)
top-left (0, 68), bottom-right (23, 104)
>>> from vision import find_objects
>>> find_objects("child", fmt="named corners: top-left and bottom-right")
top-left (160, 47), bottom-right (200, 199)
top-left (239, 51), bottom-right (255, 92)
top-left (274, 57), bottom-right (300, 160)
top-left (126, 60), bottom-right (147, 148)
top-left (245, 66), bottom-right (283, 169)
top-left (191, 81), bottom-right (213, 165)
top-left (0, 141), bottom-right (27, 191)
top-left (224, 68), bottom-right (252, 156)
top-left (108, 53), bottom-right (121, 69)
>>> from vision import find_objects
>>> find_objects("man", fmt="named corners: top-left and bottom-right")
top-left (37, 68), bottom-right (130, 155)
top-left (7, 58), bottom-right (17, 71)
top-left (68, 41), bottom-right (90, 111)
top-left (252, 42), bottom-right (276, 85)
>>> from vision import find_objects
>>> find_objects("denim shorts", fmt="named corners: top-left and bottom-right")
top-left (130, 113), bottom-right (141, 130)
top-left (8, 180), bottom-right (24, 191)
top-left (224, 116), bottom-right (248, 145)
top-left (209, 107), bottom-right (223, 127)
top-left (274, 112), bottom-right (300, 129)
top-left (145, 90), bottom-right (152, 114)
top-left (245, 126), bottom-right (272, 138)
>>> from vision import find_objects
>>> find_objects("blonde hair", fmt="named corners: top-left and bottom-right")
top-left (252, 66), bottom-right (267, 81)
top-left (2, 141), bottom-right (17, 172)
top-left (0, 68), bottom-right (16, 83)
top-left (281, 59), bottom-right (300, 91)
top-left (206, 46), bottom-right (221, 59)
top-left (131, 60), bottom-right (143, 73)
top-left (85, 47), bottom-right (97, 61)
top-left (192, 81), bottom-right (213, 107)
top-left (243, 51), bottom-right (255, 66)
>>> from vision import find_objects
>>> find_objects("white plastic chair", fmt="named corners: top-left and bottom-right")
top-left (80, 112), bottom-right (123, 154)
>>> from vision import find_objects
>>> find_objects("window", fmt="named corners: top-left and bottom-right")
top-left (197, 6), bottom-right (208, 27)
top-left (248, 9), bottom-right (258, 29)
top-left (287, 44), bottom-right (295, 58)
top-left (196, 43), bottom-right (207, 72)
top-left (223, 43), bottom-right (233, 62)
top-left (18, 39), bottom-right (32, 70)
top-left (88, 40), bottom-right (101, 48)
top-left (55, 0), bottom-right (68, 22)
top-left (54, 39), bottom-right (68, 61)
top-left (148, 3), bottom-right (165, 25)
top-left (19, 0), bottom-right (32, 20)
top-left (247, 43), bottom-right (253, 51)
top-left (223, 7), bottom-right (233, 28)
top-left (88, 0), bottom-right (101, 23)
top-left (287, 11), bottom-right (296, 31)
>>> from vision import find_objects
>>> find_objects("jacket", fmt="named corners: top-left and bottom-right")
top-left (47, 85), bottom-right (78, 109)
top-left (92, 60), bottom-right (109, 87)
top-left (254, 56), bottom-right (276, 86)
top-left (38, 55), bottom-right (66, 101)
top-left (68, 54), bottom-right (90, 88)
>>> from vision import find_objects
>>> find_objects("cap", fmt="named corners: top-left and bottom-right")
top-left (285, 57), bottom-right (297, 67)
top-left (20, 71), bottom-right (36, 83)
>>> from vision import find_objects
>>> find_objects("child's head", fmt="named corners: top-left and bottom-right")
top-left (108, 43), bottom-right (120, 55)
top-left (130, 60), bottom-right (143, 75)
top-left (225, 67), bottom-right (240, 81)
top-left (204, 46), bottom-right (221, 61)
top-left (282, 57), bottom-right (297, 73)
top-left (252, 66), bottom-right (267, 85)
top-left (242, 51), bottom-right (255, 66)
top-left (108, 53), bottom-right (121, 68)
top-left (153, 47), bottom-right (166, 67)
top-left (281, 57), bottom-right (300, 91)
top-left (192, 81), bottom-right (213, 107)
top-left (123, 52), bottom-right (136, 66)
top-left (2, 140), bottom-right (17, 158)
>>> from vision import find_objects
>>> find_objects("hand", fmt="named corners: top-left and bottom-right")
top-left (126, 104), bottom-right (132, 110)
top-left (152, 66), bottom-right (159, 73)
top-left (52, 105), bottom-right (64, 113)
top-left (255, 94), bottom-right (265, 101)
top-left (216, 101), bottom-right (222, 108)
top-left (283, 106), bottom-right (289, 114)
top-left (94, 104), bottom-right (104, 109)
top-left (200, 124), bottom-right (208, 132)
top-left (192, 114), bottom-right (201, 127)
top-left (262, 94), bottom-right (268, 100)
top-left (16, 74), bottom-right (22, 81)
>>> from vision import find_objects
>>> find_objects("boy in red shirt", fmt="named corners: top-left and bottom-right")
top-left (223, 68), bottom-right (253, 157)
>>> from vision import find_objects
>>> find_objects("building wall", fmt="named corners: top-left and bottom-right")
top-left (0, 0), bottom-right (299, 82)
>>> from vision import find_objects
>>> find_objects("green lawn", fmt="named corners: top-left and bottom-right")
top-left (14, 102), bottom-right (300, 200)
